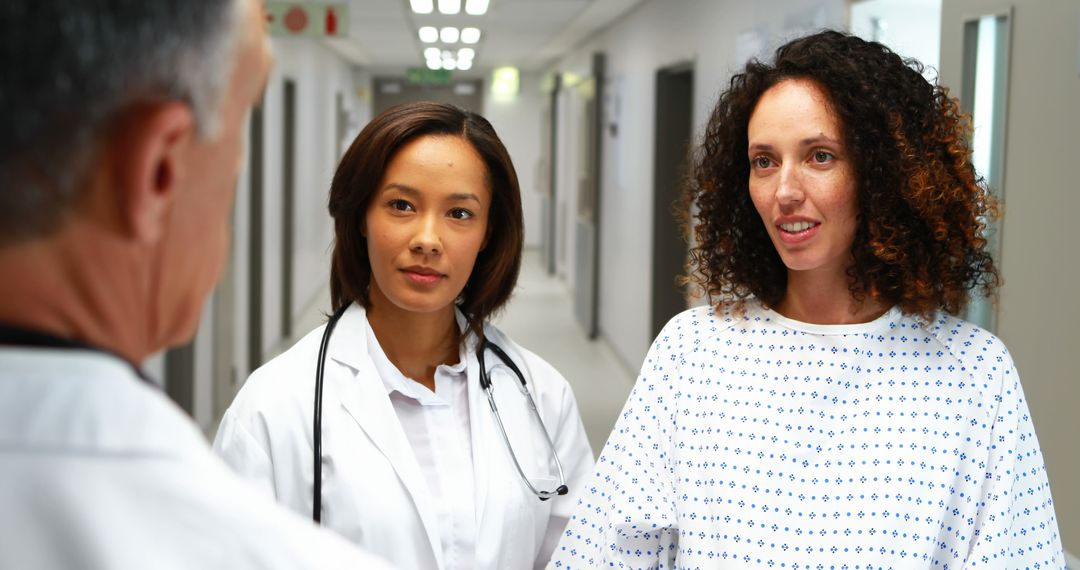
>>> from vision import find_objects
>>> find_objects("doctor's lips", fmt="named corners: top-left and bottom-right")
top-left (401, 265), bottom-right (446, 285)
top-left (775, 216), bottom-right (820, 244)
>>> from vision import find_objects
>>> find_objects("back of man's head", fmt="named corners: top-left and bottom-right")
top-left (0, 0), bottom-right (242, 244)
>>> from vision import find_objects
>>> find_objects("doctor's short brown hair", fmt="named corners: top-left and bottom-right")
top-left (328, 101), bottom-right (523, 341)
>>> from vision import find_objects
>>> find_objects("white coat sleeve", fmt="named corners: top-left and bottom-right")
top-left (536, 377), bottom-right (595, 569)
top-left (963, 353), bottom-right (1064, 568)
top-left (212, 408), bottom-right (278, 501)
top-left (549, 320), bottom-right (685, 570)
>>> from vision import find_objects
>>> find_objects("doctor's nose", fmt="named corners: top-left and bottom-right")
top-left (409, 215), bottom-right (443, 255)
top-left (775, 165), bottom-right (805, 211)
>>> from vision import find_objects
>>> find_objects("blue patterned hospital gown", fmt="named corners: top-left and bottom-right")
top-left (551, 301), bottom-right (1063, 569)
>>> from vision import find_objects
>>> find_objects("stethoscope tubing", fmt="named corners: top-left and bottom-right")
top-left (312, 303), bottom-right (350, 523)
top-left (311, 304), bottom-right (568, 524)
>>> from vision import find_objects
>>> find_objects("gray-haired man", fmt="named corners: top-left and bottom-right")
top-left (0, 0), bottom-right (391, 567)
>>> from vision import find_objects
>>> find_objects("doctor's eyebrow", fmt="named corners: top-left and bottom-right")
top-left (381, 183), bottom-right (482, 204)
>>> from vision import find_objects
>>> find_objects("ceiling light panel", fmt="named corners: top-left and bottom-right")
top-left (464, 0), bottom-right (489, 15)
top-left (440, 26), bottom-right (460, 43)
top-left (410, 0), bottom-right (433, 14)
top-left (438, 0), bottom-right (461, 15)
top-left (460, 27), bottom-right (481, 44)
top-left (418, 26), bottom-right (438, 43)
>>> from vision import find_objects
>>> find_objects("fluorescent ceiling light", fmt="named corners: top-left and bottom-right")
top-left (410, 0), bottom-right (433, 14)
top-left (460, 27), bottom-right (481, 44)
top-left (426, 59), bottom-right (442, 70)
top-left (418, 26), bottom-right (438, 43)
top-left (424, 47), bottom-right (441, 59)
top-left (439, 27), bottom-right (459, 43)
top-left (443, 58), bottom-right (458, 70)
top-left (491, 66), bottom-right (519, 97)
top-left (457, 59), bottom-right (473, 71)
top-left (438, 0), bottom-right (461, 15)
top-left (465, 0), bottom-right (489, 15)
top-left (457, 47), bottom-right (475, 60)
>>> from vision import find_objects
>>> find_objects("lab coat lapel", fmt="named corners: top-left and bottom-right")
top-left (329, 305), bottom-right (445, 570)
top-left (465, 342), bottom-right (492, 527)
top-left (468, 333), bottom-right (536, 536)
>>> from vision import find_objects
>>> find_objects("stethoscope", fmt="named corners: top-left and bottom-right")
top-left (311, 303), bottom-right (569, 523)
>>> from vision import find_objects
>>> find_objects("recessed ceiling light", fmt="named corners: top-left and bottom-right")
top-left (457, 59), bottom-right (474, 71)
top-left (424, 47), bottom-right (441, 60)
top-left (440, 27), bottom-right (460, 43)
top-left (457, 47), bottom-right (475, 60)
top-left (460, 27), bottom-right (481, 44)
top-left (418, 26), bottom-right (438, 43)
top-left (465, 0), bottom-right (489, 15)
top-left (426, 59), bottom-right (442, 70)
top-left (409, 0), bottom-right (433, 14)
top-left (438, 0), bottom-right (461, 15)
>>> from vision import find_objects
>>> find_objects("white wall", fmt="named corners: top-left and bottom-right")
top-left (939, 0), bottom-right (1080, 554)
top-left (483, 72), bottom-right (545, 248)
top-left (185, 37), bottom-right (365, 434)
top-left (258, 37), bottom-right (362, 357)
top-left (547, 0), bottom-right (847, 371)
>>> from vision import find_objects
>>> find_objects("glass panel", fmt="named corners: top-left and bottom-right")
top-left (960, 11), bottom-right (1011, 331)
top-left (849, 0), bottom-right (942, 78)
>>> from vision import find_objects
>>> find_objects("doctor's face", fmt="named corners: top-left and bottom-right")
top-left (364, 134), bottom-right (491, 317)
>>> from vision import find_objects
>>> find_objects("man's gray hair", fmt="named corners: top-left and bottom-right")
top-left (0, 0), bottom-right (244, 242)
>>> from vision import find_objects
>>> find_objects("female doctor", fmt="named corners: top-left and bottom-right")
top-left (213, 101), bottom-right (594, 569)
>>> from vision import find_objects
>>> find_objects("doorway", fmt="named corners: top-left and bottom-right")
top-left (651, 64), bottom-right (694, 338)
top-left (281, 79), bottom-right (296, 340)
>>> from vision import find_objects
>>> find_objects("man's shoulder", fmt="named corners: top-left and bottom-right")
top-left (0, 394), bottom-right (391, 569)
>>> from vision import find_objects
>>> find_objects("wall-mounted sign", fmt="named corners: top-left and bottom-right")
top-left (407, 68), bottom-right (453, 86)
top-left (266, 3), bottom-right (348, 38)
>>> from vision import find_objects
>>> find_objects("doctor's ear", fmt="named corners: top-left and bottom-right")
top-left (106, 102), bottom-right (196, 245)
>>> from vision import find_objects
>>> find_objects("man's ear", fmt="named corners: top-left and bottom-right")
top-left (109, 103), bottom-right (196, 245)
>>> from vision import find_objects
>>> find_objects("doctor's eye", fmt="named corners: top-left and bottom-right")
top-left (388, 199), bottom-right (415, 212)
top-left (448, 208), bottom-right (474, 221)
top-left (812, 150), bottom-right (836, 164)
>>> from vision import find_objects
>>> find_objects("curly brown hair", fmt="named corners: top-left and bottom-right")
top-left (686, 30), bottom-right (999, 317)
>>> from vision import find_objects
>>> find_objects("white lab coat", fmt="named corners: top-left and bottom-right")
top-left (213, 303), bottom-right (594, 570)
top-left (0, 347), bottom-right (392, 570)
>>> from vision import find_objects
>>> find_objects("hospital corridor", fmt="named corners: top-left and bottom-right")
top-left (53, 0), bottom-right (1078, 566)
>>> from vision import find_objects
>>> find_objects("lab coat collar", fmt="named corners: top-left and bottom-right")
top-left (326, 303), bottom-right (446, 570)
top-left (325, 304), bottom-right (523, 567)
top-left (0, 347), bottom-right (204, 458)
top-left (329, 303), bottom-right (472, 373)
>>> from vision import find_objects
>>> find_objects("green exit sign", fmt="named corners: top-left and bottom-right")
top-left (407, 68), bottom-right (453, 86)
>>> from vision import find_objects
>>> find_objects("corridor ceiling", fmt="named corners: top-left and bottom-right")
top-left (326, 0), bottom-right (645, 71)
